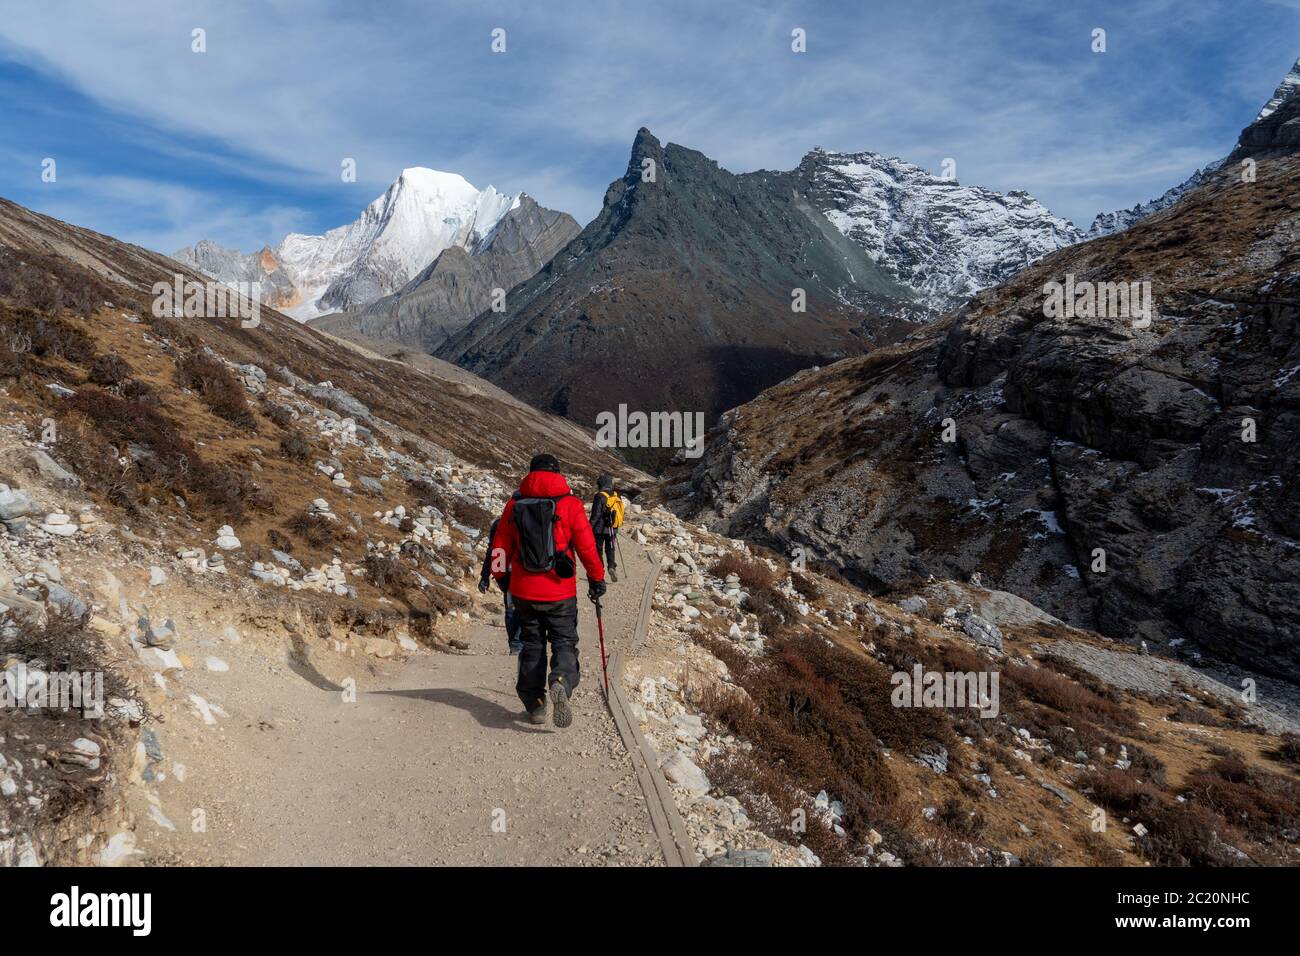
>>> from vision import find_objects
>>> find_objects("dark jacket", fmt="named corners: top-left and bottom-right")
top-left (590, 493), bottom-right (611, 536)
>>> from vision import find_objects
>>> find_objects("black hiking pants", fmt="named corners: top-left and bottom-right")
top-left (598, 530), bottom-right (616, 572)
top-left (514, 596), bottom-right (580, 709)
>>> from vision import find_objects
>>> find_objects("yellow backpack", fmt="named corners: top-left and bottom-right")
top-left (599, 491), bottom-right (625, 530)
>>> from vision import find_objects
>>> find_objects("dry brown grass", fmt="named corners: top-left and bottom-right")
top-left (1078, 766), bottom-right (1255, 866)
top-left (1184, 755), bottom-right (1300, 846)
top-left (694, 623), bottom-right (969, 865)
top-left (62, 387), bottom-right (251, 520)
top-left (1002, 662), bottom-right (1141, 736)
top-left (0, 304), bottom-right (98, 364)
top-left (0, 245), bottom-right (119, 319)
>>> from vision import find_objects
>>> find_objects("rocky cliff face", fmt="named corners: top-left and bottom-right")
top-left (669, 94), bottom-right (1300, 679)
top-left (308, 196), bottom-right (579, 353)
top-left (796, 148), bottom-right (1083, 313)
top-left (438, 129), bottom-right (915, 434)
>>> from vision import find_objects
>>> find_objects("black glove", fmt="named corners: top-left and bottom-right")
top-left (477, 576), bottom-right (491, 594)
top-left (588, 579), bottom-right (607, 602)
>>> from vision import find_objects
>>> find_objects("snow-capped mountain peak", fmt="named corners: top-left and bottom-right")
top-left (176, 167), bottom-right (523, 321)
top-left (797, 148), bottom-right (1083, 314)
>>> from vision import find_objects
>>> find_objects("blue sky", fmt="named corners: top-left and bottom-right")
top-left (1, 0), bottom-right (1297, 254)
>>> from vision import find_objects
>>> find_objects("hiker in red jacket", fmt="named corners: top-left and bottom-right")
top-left (491, 454), bottom-right (606, 727)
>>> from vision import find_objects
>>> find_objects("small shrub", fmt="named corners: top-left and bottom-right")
top-left (791, 570), bottom-right (822, 601)
top-left (264, 530), bottom-right (293, 556)
top-left (146, 315), bottom-right (199, 349)
top-left (711, 553), bottom-right (774, 593)
top-left (120, 377), bottom-right (160, 405)
top-left (264, 401), bottom-right (294, 429)
top-left (52, 422), bottom-right (140, 509)
top-left (87, 352), bottom-right (132, 387)
top-left (176, 352), bottom-right (255, 429)
top-left (1270, 733), bottom-right (1300, 768)
top-left (286, 512), bottom-right (337, 550)
top-left (937, 798), bottom-right (986, 839)
top-left (280, 431), bottom-right (311, 460)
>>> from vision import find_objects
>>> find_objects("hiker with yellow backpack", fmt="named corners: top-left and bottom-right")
top-left (589, 474), bottom-right (625, 582)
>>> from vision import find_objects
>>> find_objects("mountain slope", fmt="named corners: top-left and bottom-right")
top-left (438, 129), bottom-right (915, 433)
top-left (175, 168), bottom-right (524, 321)
top-left (1087, 158), bottom-right (1226, 238)
top-left (307, 195), bottom-right (579, 353)
top-left (797, 148), bottom-right (1083, 312)
top-left (667, 85), bottom-right (1300, 678)
top-left (2, 195), bottom-right (635, 486)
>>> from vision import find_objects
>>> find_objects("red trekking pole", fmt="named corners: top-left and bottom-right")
top-left (594, 598), bottom-right (609, 699)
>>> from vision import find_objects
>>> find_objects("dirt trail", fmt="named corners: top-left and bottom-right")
top-left (137, 542), bottom-right (664, 866)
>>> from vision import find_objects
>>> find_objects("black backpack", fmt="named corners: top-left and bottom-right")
top-left (590, 494), bottom-right (611, 535)
top-left (511, 493), bottom-right (575, 576)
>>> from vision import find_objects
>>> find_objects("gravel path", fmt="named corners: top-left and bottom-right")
top-left (138, 542), bottom-right (663, 866)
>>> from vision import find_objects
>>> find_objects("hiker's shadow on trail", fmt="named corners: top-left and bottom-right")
top-left (286, 637), bottom-right (343, 693)
top-left (371, 686), bottom-right (542, 732)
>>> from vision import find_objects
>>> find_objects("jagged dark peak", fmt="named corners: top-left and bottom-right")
top-left (1232, 78), bottom-right (1300, 162)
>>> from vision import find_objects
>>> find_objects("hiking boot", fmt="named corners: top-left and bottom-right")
top-left (550, 679), bottom-right (573, 729)
top-left (609, 568), bottom-right (619, 582)
top-left (526, 697), bottom-right (547, 725)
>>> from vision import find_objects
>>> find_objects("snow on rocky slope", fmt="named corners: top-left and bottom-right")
top-left (175, 168), bottom-right (522, 321)
top-left (796, 148), bottom-right (1083, 314)
top-left (1257, 56), bottom-right (1300, 121)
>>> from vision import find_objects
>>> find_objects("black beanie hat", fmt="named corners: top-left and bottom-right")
top-left (597, 474), bottom-right (613, 490)
top-left (529, 453), bottom-right (561, 472)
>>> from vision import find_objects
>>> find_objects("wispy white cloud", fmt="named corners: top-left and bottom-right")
top-left (30, 174), bottom-right (313, 255)
top-left (0, 0), bottom-right (1296, 247)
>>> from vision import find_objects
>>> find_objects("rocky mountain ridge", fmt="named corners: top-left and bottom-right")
top-left (437, 128), bottom-right (916, 442)
top-left (307, 195), bottom-right (580, 353)
top-left (796, 148), bottom-right (1083, 313)
top-left (1088, 56), bottom-right (1300, 237)
top-left (667, 82), bottom-right (1300, 680)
